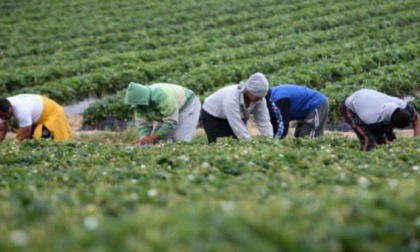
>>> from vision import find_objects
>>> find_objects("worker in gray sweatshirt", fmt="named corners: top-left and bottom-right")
top-left (201, 72), bottom-right (273, 143)
top-left (339, 89), bottom-right (420, 151)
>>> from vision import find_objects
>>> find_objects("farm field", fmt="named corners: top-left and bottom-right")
top-left (1, 132), bottom-right (420, 251)
top-left (1, 0), bottom-right (420, 251)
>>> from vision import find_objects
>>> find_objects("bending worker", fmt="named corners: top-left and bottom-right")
top-left (266, 84), bottom-right (329, 139)
top-left (339, 88), bottom-right (420, 151)
top-left (0, 94), bottom-right (73, 142)
top-left (124, 82), bottom-right (201, 145)
top-left (201, 72), bottom-right (273, 143)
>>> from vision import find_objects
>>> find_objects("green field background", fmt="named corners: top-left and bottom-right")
top-left (1, 0), bottom-right (420, 251)
top-left (1, 0), bottom-right (419, 125)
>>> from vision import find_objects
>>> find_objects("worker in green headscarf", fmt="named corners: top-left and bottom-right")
top-left (125, 82), bottom-right (201, 145)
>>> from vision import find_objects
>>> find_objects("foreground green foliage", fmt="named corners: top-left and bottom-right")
top-left (1, 133), bottom-right (419, 251)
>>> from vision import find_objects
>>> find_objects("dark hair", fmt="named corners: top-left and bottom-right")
top-left (0, 98), bottom-right (11, 112)
top-left (390, 108), bottom-right (411, 129)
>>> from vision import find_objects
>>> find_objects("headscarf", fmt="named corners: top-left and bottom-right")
top-left (240, 72), bottom-right (269, 97)
top-left (124, 82), bottom-right (151, 106)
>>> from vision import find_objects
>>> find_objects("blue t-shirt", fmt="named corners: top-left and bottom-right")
top-left (267, 84), bottom-right (327, 139)
top-left (269, 84), bottom-right (326, 120)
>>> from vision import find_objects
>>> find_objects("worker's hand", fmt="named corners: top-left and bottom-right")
top-left (134, 134), bottom-right (160, 145)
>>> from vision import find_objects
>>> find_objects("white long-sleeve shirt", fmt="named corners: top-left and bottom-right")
top-left (345, 89), bottom-right (409, 124)
top-left (203, 85), bottom-right (273, 140)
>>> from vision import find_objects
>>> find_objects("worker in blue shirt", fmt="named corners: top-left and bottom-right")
top-left (266, 84), bottom-right (329, 139)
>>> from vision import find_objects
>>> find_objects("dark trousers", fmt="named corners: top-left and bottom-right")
top-left (339, 101), bottom-right (394, 151)
top-left (201, 109), bottom-right (239, 143)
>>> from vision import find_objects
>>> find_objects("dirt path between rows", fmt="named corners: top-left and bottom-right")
top-left (66, 115), bottom-right (414, 138)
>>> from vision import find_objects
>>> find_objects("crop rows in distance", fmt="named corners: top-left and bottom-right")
top-left (0, 0), bottom-right (419, 125)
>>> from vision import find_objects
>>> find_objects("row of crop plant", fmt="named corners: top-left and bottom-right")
top-left (81, 31), bottom-right (420, 127)
top-left (1, 7), bottom-right (417, 105)
top-left (1, 0), bottom-right (414, 95)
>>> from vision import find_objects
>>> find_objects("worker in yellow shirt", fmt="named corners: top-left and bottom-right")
top-left (0, 94), bottom-right (73, 142)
